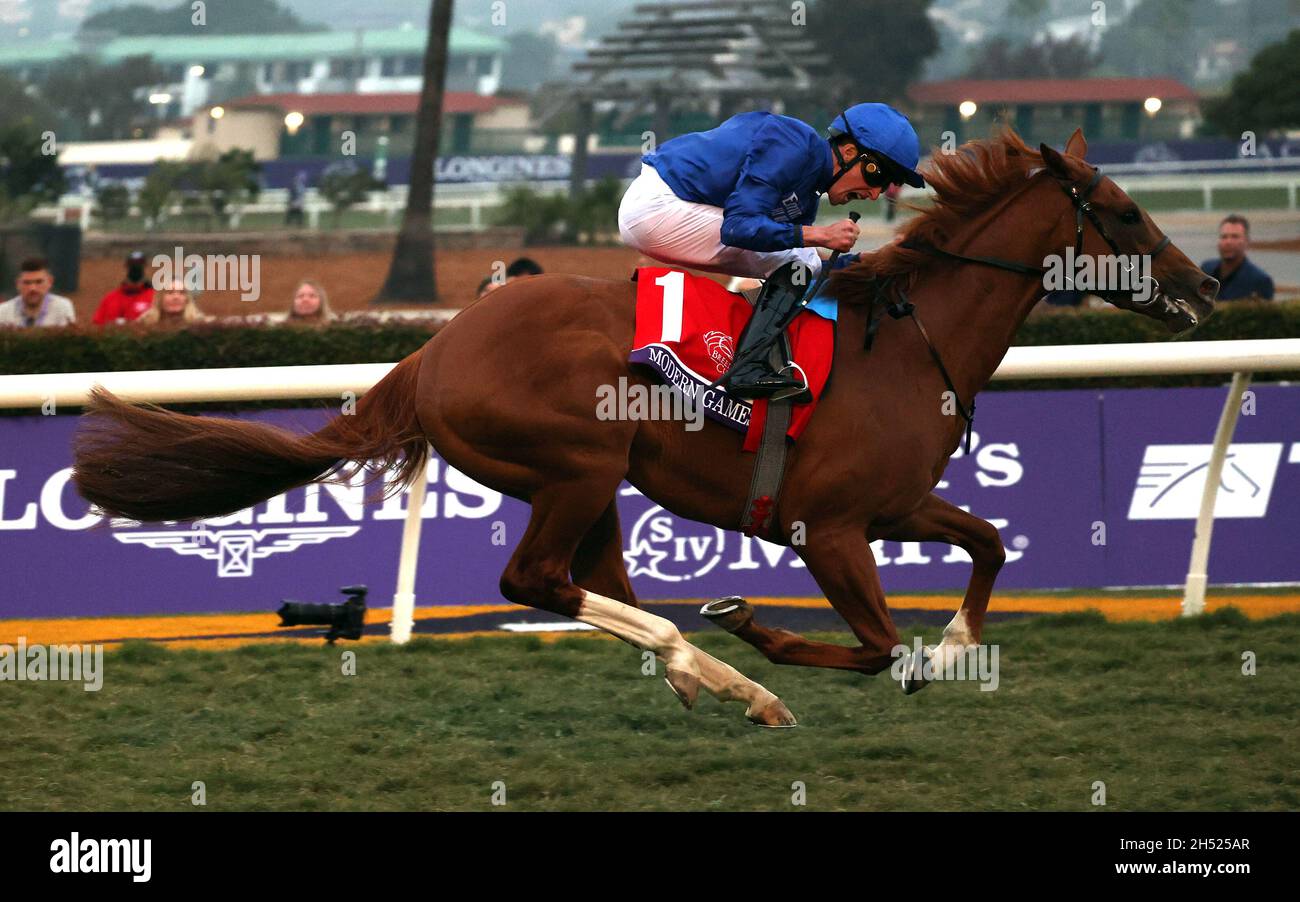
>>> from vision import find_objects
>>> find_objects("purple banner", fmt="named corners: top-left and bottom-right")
top-left (3, 385), bottom-right (1298, 619)
top-left (1101, 386), bottom-right (1300, 585)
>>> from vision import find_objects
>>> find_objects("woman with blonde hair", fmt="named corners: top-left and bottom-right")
top-left (137, 280), bottom-right (209, 326)
top-left (288, 280), bottom-right (336, 324)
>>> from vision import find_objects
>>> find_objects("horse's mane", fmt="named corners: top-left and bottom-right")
top-left (831, 126), bottom-right (1044, 302)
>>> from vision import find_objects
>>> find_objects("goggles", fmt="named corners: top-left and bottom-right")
top-left (828, 111), bottom-right (901, 191)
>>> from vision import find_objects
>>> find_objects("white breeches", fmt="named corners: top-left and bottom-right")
top-left (618, 164), bottom-right (822, 280)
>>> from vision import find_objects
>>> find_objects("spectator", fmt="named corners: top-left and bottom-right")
top-left (475, 258), bottom-right (543, 300)
top-left (883, 182), bottom-right (902, 222)
top-left (1042, 289), bottom-right (1085, 307)
top-left (92, 251), bottom-right (155, 325)
top-left (137, 279), bottom-right (208, 326)
top-left (1201, 215), bottom-right (1274, 301)
top-left (288, 280), bottom-right (336, 324)
top-left (0, 257), bottom-right (76, 328)
top-left (286, 170), bottom-right (308, 227)
top-left (505, 257), bottom-right (543, 279)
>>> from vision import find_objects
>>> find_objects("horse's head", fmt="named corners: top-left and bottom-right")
top-left (1039, 130), bottom-right (1218, 333)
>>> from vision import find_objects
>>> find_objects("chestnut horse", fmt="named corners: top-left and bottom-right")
top-left (74, 129), bottom-right (1217, 727)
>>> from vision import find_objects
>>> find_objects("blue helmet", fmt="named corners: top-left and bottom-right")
top-left (828, 102), bottom-right (925, 188)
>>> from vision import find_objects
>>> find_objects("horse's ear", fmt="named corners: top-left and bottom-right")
top-left (1064, 128), bottom-right (1088, 159)
top-left (1038, 142), bottom-right (1072, 180)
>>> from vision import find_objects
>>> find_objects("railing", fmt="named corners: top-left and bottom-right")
top-left (43, 181), bottom-right (573, 232)
top-left (45, 158), bottom-right (1300, 232)
top-left (3, 337), bottom-right (1300, 637)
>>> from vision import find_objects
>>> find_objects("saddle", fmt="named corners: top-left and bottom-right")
top-left (629, 267), bottom-right (835, 538)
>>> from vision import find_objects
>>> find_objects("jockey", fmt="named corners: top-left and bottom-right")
top-left (619, 102), bottom-right (925, 399)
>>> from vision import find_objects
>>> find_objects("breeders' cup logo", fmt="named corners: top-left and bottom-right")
top-left (114, 525), bottom-right (360, 577)
top-left (624, 505), bottom-right (725, 582)
top-left (703, 330), bottom-right (734, 374)
top-left (1128, 443), bottom-right (1283, 520)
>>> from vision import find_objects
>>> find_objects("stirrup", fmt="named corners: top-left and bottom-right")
top-left (723, 363), bottom-right (802, 399)
top-left (769, 361), bottom-right (811, 403)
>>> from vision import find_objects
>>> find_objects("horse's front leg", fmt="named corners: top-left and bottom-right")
top-left (874, 492), bottom-right (1007, 665)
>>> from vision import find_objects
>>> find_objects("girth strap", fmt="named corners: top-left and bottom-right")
top-left (740, 334), bottom-right (795, 538)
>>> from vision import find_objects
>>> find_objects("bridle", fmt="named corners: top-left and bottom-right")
top-left (924, 165), bottom-right (1172, 297)
top-left (863, 164), bottom-right (1172, 454)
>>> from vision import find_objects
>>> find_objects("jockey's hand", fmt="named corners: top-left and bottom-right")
top-left (803, 218), bottom-right (860, 253)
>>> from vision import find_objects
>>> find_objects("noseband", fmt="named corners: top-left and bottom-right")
top-left (862, 164), bottom-right (1173, 454)
top-left (1060, 166), bottom-right (1171, 305)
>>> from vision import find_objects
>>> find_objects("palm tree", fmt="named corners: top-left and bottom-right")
top-left (375, 0), bottom-right (454, 304)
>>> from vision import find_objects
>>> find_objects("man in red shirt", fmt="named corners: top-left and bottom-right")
top-left (92, 251), bottom-right (155, 325)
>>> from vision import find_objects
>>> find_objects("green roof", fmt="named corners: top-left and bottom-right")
top-left (4, 38), bottom-right (79, 65)
top-left (0, 27), bottom-right (503, 68)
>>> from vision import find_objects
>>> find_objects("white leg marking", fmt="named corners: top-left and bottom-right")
top-left (576, 590), bottom-right (698, 677)
top-left (941, 609), bottom-right (975, 646)
top-left (929, 609), bottom-right (978, 673)
top-left (576, 590), bottom-right (778, 711)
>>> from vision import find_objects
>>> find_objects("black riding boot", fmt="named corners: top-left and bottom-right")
top-left (719, 261), bottom-right (811, 399)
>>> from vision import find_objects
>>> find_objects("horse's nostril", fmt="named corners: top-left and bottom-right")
top-left (1201, 277), bottom-right (1220, 301)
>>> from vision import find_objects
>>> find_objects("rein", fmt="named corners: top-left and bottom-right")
top-left (861, 165), bottom-right (1173, 455)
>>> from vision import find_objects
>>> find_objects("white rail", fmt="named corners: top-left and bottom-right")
top-left (0, 363), bottom-right (393, 408)
top-left (3, 339), bottom-right (1297, 409)
top-left (3, 338), bottom-right (1299, 633)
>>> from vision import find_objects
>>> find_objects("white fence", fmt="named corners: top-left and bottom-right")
top-left (45, 181), bottom-right (572, 232)
top-left (895, 169), bottom-right (1300, 213)
top-left (41, 161), bottom-right (1300, 231)
top-left (3, 337), bottom-right (1300, 636)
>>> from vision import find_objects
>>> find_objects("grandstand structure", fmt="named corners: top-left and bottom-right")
top-left (555, 0), bottom-right (830, 195)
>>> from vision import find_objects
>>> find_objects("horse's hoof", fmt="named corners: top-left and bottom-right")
top-left (664, 668), bottom-right (700, 710)
top-left (700, 596), bottom-right (754, 633)
top-left (901, 647), bottom-right (932, 696)
top-left (747, 697), bottom-right (798, 728)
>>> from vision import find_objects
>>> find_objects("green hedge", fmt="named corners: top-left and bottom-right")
top-left (0, 319), bottom-right (439, 375)
top-left (0, 320), bottom-right (440, 414)
top-left (2, 302), bottom-right (1297, 408)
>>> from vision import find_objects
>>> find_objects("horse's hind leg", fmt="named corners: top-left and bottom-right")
top-left (570, 500), bottom-right (638, 606)
top-left (502, 480), bottom-right (795, 725)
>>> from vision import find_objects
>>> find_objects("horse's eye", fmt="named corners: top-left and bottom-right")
top-left (1120, 209), bottom-right (1141, 225)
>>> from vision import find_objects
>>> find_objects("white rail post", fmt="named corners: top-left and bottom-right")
top-left (1182, 371), bottom-right (1253, 617)
top-left (390, 445), bottom-right (431, 644)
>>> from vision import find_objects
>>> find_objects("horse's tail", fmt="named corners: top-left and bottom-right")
top-left (72, 349), bottom-right (429, 523)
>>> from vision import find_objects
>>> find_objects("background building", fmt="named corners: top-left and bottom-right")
top-left (0, 26), bottom-right (506, 121)
top-left (907, 77), bottom-right (1202, 147)
top-left (195, 92), bottom-right (534, 160)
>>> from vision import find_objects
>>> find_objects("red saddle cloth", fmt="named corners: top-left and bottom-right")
top-left (629, 267), bottom-right (834, 450)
